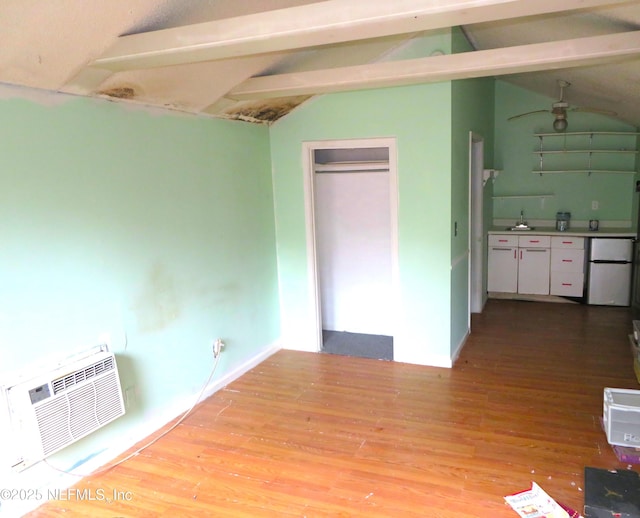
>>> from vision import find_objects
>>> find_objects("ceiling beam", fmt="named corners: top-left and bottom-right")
top-left (91, 0), bottom-right (634, 71)
top-left (227, 31), bottom-right (640, 100)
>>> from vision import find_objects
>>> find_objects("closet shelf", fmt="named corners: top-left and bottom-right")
top-left (314, 160), bottom-right (389, 173)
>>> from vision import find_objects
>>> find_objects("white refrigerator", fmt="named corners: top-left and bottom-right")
top-left (587, 238), bottom-right (634, 306)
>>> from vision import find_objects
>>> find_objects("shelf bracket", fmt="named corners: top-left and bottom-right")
top-left (483, 169), bottom-right (501, 186)
top-left (538, 135), bottom-right (544, 175)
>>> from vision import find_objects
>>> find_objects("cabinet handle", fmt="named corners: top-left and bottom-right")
top-left (525, 249), bottom-right (547, 252)
top-left (529, 240), bottom-right (540, 243)
top-left (562, 259), bottom-right (573, 263)
top-left (562, 241), bottom-right (573, 244)
top-left (562, 283), bottom-right (573, 286)
top-left (498, 239), bottom-right (509, 242)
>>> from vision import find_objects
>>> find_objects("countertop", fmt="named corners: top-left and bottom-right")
top-left (488, 227), bottom-right (636, 238)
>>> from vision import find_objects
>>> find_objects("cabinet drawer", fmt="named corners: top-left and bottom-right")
top-left (488, 234), bottom-right (518, 247)
top-left (551, 236), bottom-right (584, 249)
top-left (551, 248), bottom-right (584, 272)
top-left (518, 235), bottom-right (550, 248)
top-left (550, 272), bottom-right (584, 297)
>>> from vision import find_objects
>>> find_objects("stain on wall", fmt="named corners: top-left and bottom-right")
top-left (97, 86), bottom-right (137, 99)
top-left (132, 262), bottom-right (181, 333)
top-left (223, 95), bottom-right (311, 124)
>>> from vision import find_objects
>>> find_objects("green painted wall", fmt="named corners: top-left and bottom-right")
top-left (450, 75), bottom-right (495, 353)
top-left (270, 28), bottom-right (500, 366)
top-left (0, 90), bottom-right (279, 499)
top-left (493, 81), bottom-right (638, 224)
top-left (270, 82), bottom-right (454, 366)
top-left (450, 29), bottom-right (495, 355)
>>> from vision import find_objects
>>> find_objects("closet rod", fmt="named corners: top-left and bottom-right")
top-left (314, 160), bottom-right (389, 173)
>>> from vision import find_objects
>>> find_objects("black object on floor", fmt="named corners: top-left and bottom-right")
top-left (584, 466), bottom-right (640, 517)
top-left (322, 330), bottom-right (393, 360)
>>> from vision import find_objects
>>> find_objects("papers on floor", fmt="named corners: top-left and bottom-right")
top-left (505, 481), bottom-right (582, 518)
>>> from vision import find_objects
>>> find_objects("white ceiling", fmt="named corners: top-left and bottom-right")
top-left (2, 0), bottom-right (639, 125)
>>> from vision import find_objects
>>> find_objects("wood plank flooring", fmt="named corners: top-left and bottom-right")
top-left (28, 299), bottom-right (639, 517)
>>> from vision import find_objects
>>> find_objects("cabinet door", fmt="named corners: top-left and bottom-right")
top-left (488, 246), bottom-right (518, 293)
top-left (518, 248), bottom-right (550, 295)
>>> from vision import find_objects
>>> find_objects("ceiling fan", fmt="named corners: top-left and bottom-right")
top-left (507, 80), bottom-right (617, 132)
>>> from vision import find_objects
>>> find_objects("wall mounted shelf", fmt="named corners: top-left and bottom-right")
top-left (534, 132), bottom-right (640, 137)
top-left (532, 169), bottom-right (637, 175)
top-left (535, 150), bottom-right (637, 155)
top-left (532, 131), bottom-right (639, 175)
top-left (492, 194), bottom-right (554, 200)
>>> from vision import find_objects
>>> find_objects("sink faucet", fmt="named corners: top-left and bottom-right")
top-left (519, 210), bottom-right (525, 225)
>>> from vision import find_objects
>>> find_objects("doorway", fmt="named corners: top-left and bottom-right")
top-left (469, 132), bottom-right (485, 317)
top-left (302, 138), bottom-right (399, 359)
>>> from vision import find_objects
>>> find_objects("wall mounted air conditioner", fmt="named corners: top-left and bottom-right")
top-left (1, 344), bottom-right (125, 471)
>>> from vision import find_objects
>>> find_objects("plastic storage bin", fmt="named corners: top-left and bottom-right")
top-left (604, 388), bottom-right (640, 447)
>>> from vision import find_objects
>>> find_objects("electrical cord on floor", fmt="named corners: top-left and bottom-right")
top-left (44, 349), bottom-right (223, 477)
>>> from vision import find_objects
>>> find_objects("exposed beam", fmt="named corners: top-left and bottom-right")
top-left (227, 31), bottom-right (640, 100)
top-left (91, 0), bottom-right (633, 71)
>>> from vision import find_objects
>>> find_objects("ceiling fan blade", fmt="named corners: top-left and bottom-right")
top-left (571, 106), bottom-right (618, 117)
top-left (507, 109), bottom-right (550, 121)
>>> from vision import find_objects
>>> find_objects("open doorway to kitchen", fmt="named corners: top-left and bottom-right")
top-left (302, 138), bottom-right (399, 360)
top-left (469, 132), bottom-right (486, 319)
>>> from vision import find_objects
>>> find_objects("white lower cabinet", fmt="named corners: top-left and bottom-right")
top-left (487, 234), bottom-right (551, 295)
top-left (488, 234), bottom-right (586, 298)
top-left (518, 247), bottom-right (551, 295)
top-left (487, 235), bottom-right (518, 293)
top-left (517, 236), bottom-right (551, 295)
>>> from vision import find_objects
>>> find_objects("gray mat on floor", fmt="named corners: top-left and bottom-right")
top-left (322, 330), bottom-right (393, 360)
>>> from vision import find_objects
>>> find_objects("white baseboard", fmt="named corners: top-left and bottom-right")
top-left (201, 340), bottom-right (281, 400)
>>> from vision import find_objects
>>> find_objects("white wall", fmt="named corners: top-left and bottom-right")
top-left (315, 170), bottom-right (393, 335)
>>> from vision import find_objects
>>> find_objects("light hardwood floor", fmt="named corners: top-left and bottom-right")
top-left (28, 299), bottom-right (638, 517)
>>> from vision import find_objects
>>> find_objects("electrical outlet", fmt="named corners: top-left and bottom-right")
top-left (98, 332), bottom-right (112, 349)
top-left (592, 200), bottom-right (599, 210)
top-left (213, 338), bottom-right (225, 358)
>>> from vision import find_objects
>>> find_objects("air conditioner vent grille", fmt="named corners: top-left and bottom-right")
top-left (35, 371), bottom-right (123, 457)
top-left (52, 357), bottom-right (115, 395)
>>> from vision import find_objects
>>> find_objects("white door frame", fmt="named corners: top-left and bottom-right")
top-left (302, 137), bottom-right (399, 352)
top-left (469, 132), bottom-right (485, 317)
